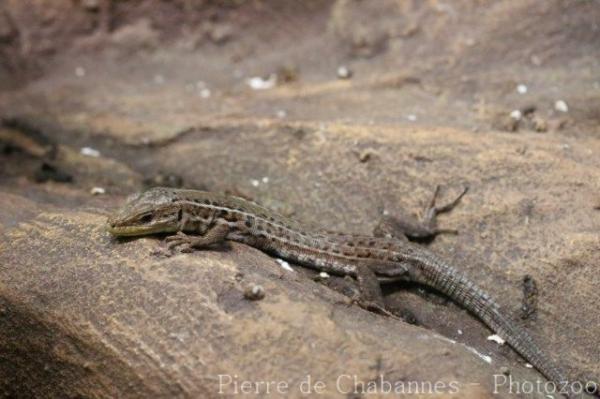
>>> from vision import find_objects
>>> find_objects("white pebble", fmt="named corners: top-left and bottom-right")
top-left (250, 179), bottom-right (260, 187)
top-left (80, 147), bottom-right (100, 157)
top-left (276, 259), bottom-right (294, 272)
top-left (407, 114), bottom-right (417, 122)
top-left (246, 74), bottom-right (277, 90)
top-left (525, 363), bottom-right (534, 369)
top-left (244, 284), bottom-right (265, 300)
top-left (516, 84), bottom-right (528, 94)
top-left (337, 65), bottom-right (352, 79)
top-left (199, 88), bottom-right (211, 98)
top-left (90, 187), bottom-right (106, 195)
top-left (554, 100), bottom-right (569, 113)
top-left (319, 272), bottom-right (330, 279)
top-left (261, 177), bottom-right (269, 184)
top-left (457, 329), bottom-right (463, 335)
top-left (276, 109), bottom-right (287, 119)
top-left (509, 110), bottom-right (522, 120)
top-left (487, 334), bottom-right (506, 345)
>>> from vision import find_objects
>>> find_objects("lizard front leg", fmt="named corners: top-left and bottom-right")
top-left (166, 223), bottom-right (230, 252)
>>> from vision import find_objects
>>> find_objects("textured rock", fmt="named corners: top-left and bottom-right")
top-left (1, 1), bottom-right (599, 398)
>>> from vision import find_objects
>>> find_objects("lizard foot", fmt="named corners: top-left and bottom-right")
top-left (165, 232), bottom-right (195, 252)
top-left (348, 295), bottom-right (400, 320)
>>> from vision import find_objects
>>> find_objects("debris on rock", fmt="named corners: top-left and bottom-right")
top-left (276, 259), bottom-right (294, 272)
top-left (276, 65), bottom-right (299, 83)
top-left (80, 147), bottom-right (100, 157)
top-left (554, 100), bottom-right (569, 113)
top-left (337, 65), bottom-right (353, 79)
top-left (509, 110), bottom-right (522, 121)
top-left (207, 24), bottom-right (233, 45)
top-left (244, 284), bottom-right (265, 301)
top-left (521, 274), bottom-right (539, 320)
top-left (487, 334), bottom-right (506, 345)
top-left (90, 186), bottom-right (106, 195)
top-left (246, 74), bottom-right (277, 90)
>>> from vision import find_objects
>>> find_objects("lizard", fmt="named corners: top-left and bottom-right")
top-left (107, 186), bottom-right (590, 398)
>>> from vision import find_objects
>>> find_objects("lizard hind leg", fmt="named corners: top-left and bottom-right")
top-left (422, 184), bottom-right (469, 229)
top-left (373, 185), bottom-right (469, 241)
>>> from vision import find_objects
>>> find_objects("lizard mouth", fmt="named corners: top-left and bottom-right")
top-left (107, 222), bottom-right (169, 237)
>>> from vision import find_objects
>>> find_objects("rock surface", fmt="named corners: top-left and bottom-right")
top-left (1, 1), bottom-right (599, 398)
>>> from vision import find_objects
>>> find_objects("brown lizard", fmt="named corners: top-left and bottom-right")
top-left (107, 186), bottom-right (591, 398)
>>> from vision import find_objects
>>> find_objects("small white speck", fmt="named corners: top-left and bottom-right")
top-left (246, 74), bottom-right (277, 90)
top-left (407, 114), bottom-right (417, 122)
top-left (319, 272), bottom-right (330, 279)
top-left (457, 329), bottom-right (463, 335)
top-left (80, 147), bottom-right (100, 157)
top-left (382, 209), bottom-right (390, 216)
top-left (561, 143), bottom-right (571, 150)
top-left (250, 179), bottom-right (260, 187)
top-left (465, 346), bottom-right (493, 364)
top-left (168, 332), bottom-right (187, 343)
top-left (261, 176), bottom-right (269, 184)
top-left (276, 259), bottom-right (294, 272)
top-left (153, 74), bottom-right (165, 84)
top-left (509, 110), bottom-right (522, 120)
top-left (276, 109), bottom-right (287, 119)
top-left (516, 84), bottom-right (528, 94)
top-left (525, 363), bottom-right (533, 369)
top-left (75, 67), bottom-right (86, 77)
top-left (487, 334), bottom-right (506, 345)
top-left (90, 187), bottom-right (105, 195)
top-left (554, 100), bottom-right (569, 112)
top-left (337, 65), bottom-right (352, 79)
top-left (199, 88), bottom-right (211, 98)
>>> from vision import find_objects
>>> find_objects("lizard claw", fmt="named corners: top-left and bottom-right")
top-left (165, 231), bottom-right (187, 241)
top-left (353, 296), bottom-right (400, 319)
top-left (165, 232), bottom-right (193, 251)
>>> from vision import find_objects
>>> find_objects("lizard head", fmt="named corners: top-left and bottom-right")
top-left (107, 187), bottom-right (182, 236)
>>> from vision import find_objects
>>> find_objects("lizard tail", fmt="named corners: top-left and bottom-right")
top-left (413, 255), bottom-right (575, 397)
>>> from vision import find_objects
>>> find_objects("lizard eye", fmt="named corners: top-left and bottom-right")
top-left (139, 213), bottom-right (153, 224)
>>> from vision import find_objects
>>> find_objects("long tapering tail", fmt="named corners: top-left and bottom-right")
top-left (412, 253), bottom-right (574, 396)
